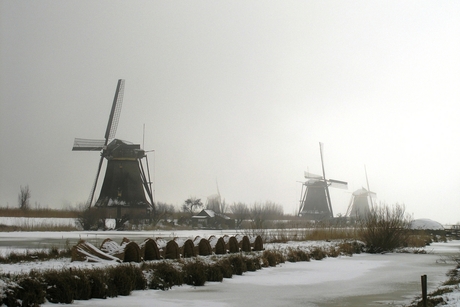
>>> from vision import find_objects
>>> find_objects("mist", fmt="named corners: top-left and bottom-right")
top-left (1, 1), bottom-right (459, 224)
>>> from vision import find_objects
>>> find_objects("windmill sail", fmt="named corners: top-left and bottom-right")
top-left (328, 179), bottom-right (348, 188)
top-left (105, 79), bottom-right (125, 141)
top-left (72, 138), bottom-right (106, 151)
top-left (298, 142), bottom-right (347, 220)
top-left (304, 171), bottom-right (323, 179)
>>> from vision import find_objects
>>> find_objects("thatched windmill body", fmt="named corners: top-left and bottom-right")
top-left (72, 80), bottom-right (154, 214)
top-left (298, 143), bottom-right (347, 220)
top-left (346, 166), bottom-right (375, 220)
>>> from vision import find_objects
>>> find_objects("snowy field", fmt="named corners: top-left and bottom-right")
top-left (0, 217), bottom-right (78, 228)
top-left (53, 240), bottom-right (460, 307)
top-left (0, 225), bottom-right (458, 306)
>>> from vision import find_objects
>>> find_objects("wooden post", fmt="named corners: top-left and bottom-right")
top-left (421, 274), bottom-right (427, 307)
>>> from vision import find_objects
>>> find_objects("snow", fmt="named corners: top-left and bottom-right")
top-left (0, 226), bottom-right (458, 306)
top-left (442, 285), bottom-right (460, 307)
top-left (0, 217), bottom-right (78, 228)
top-left (34, 240), bottom-right (460, 307)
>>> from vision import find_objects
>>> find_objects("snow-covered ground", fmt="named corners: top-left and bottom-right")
top-left (0, 227), bottom-right (458, 306)
top-left (58, 241), bottom-right (460, 307)
top-left (0, 217), bottom-right (78, 228)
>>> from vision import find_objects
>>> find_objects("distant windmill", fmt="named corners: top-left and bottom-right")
top-left (345, 165), bottom-right (376, 220)
top-left (298, 142), bottom-right (348, 220)
top-left (206, 180), bottom-right (222, 213)
top-left (72, 80), bottom-right (155, 214)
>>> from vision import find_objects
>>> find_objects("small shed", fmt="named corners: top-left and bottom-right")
top-left (192, 209), bottom-right (234, 229)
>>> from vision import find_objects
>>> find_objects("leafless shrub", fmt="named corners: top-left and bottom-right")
top-left (229, 202), bottom-right (250, 228)
top-left (152, 202), bottom-right (176, 225)
top-left (77, 207), bottom-right (107, 231)
top-left (357, 203), bottom-right (412, 253)
top-left (18, 185), bottom-right (31, 210)
top-left (286, 247), bottom-right (311, 262)
top-left (249, 201), bottom-right (284, 229)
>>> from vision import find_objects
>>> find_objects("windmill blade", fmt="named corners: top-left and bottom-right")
top-left (72, 138), bottom-right (106, 151)
top-left (87, 155), bottom-right (105, 207)
top-left (365, 165), bottom-right (371, 192)
top-left (104, 79), bottom-right (125, 142)
top-left (328, 179), bottom-right (348, 189)
top-left (145, 153), bottom-right (155, 212)
top-left (319, 142), bottom-right (333, 217)
top-left (139, 157), bottom-right (155, 212)
top-left (304, 171), bottom-right (323, 179)
top-left (364, 165), bottom-right (374, 207)
top-left (216, 179), bottom-right (221, 198)
top-left (345, 194), bottom-right (354, 217)
top-left (298, 183), bottom-right (307, 216)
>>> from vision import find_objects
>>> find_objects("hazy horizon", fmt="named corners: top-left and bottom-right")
top-left (1, 1), bottom-right (459, 224)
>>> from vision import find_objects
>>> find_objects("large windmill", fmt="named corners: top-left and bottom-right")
top-left (72, 80), bottom-right (155, 215)
top-left (345, 166), bottom-right (376, 220)
top-left (298, 142), bottom-right (348, 220)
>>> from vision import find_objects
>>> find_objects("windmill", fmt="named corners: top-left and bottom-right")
top-left (298, 142), bottom-right (348, 220)
top-left (205, 179), bottom-right (222, 213)
top-left (72, 79), bottom-right (155, 215)
top-left (345, 165), bottom-right (376, 220)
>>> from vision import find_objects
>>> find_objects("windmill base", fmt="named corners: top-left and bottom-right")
top-left (298, 211), bottom-right (332, 221)
top-left (93, 206), bottom-right (153, 220)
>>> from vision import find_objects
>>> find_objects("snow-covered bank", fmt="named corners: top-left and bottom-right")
top-left (0, 217), bottom-right (78, 228)
top-left (36, 240), bottom-right (459, 307)
top-left (0, 238), bottom-right (452, 307)
top-left (0, 228), bottom-right (459, 306)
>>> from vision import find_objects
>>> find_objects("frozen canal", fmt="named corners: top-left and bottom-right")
top-left (34, 239), bottom-right (460, 307)
top-left (0, 228), bottom-right (457, 306)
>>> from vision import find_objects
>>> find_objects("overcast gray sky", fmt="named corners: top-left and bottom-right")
top-left (1, 1), bottom-right (459, 224)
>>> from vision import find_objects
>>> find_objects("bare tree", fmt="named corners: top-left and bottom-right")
top-left (18, 185), bottom-right (31, 210)
top-left (114, 213), bottom-right (130, 230)
top-left (77, 206), bottom-right (108, 230)
top-left (220, 198), bottom-right (228, 214)
top-left (77, 207), bottom-right (99, 230)
top-left (250, 201), bottom-right (284, 229)
top-left (250, 202), bottom-right (265, 229)
top-left (229, 202), bottom-right (249, 228)
top-left (181, 197), bottom-right (203, 216)
top-left (152, 202), bottom-right (176, 225)
top-left (262, 201), bottom-right (284, 219)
